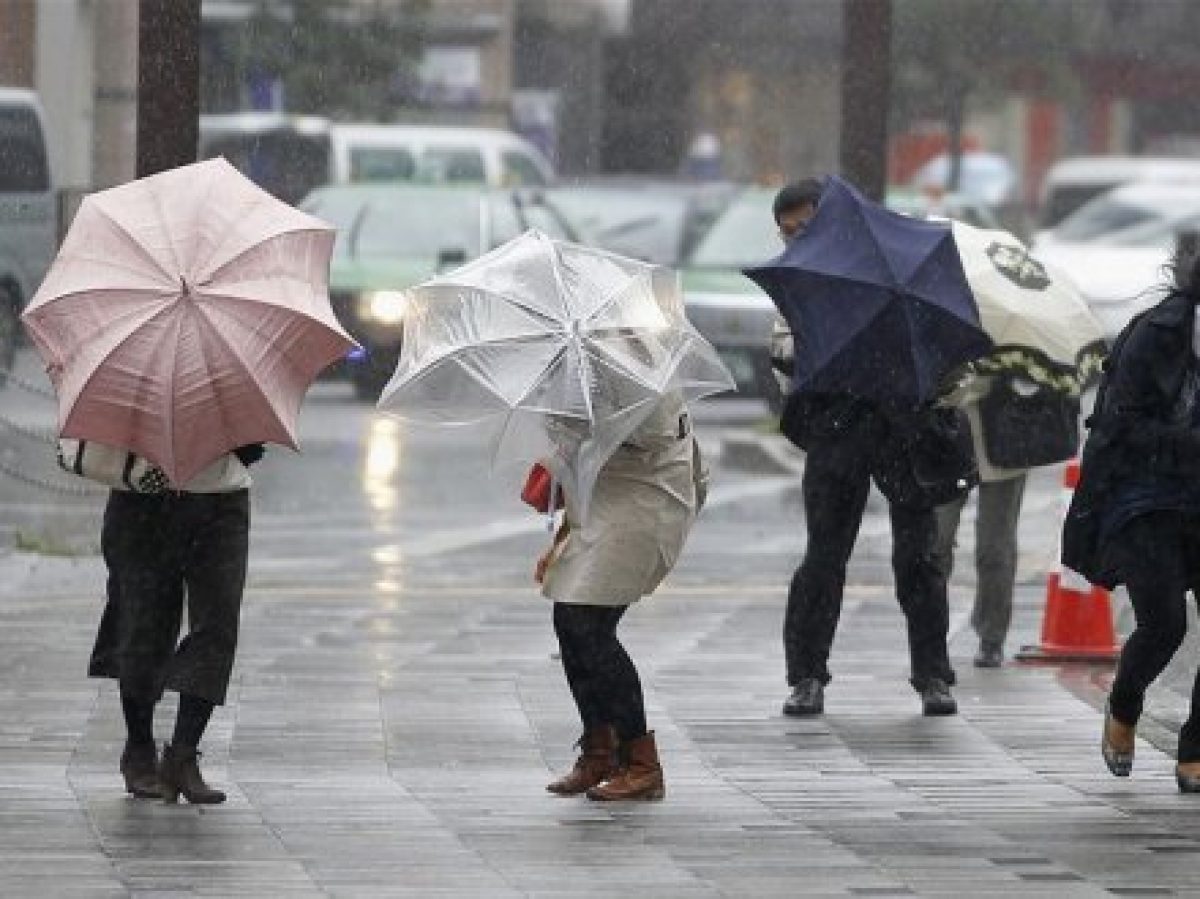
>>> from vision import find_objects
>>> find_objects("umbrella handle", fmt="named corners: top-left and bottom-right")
top-left (546, 474), bottom-right (557, 532)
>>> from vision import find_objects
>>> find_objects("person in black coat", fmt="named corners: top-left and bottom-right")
top-left (769, 181), bottom-right (974, 718)
top-left (1064, 248), bottom-right (1200, 793)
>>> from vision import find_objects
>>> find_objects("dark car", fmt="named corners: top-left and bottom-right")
top-left (300, 183), bottom-right (574, 399)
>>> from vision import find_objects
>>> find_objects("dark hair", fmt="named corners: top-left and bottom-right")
top-left (772, 178), bottom-right (824, 224)
top-left (1173, 230), bottom-right (1200, 296)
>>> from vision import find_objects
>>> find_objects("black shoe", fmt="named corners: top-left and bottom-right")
top-left (920, 678), bottom-right (957, 716)
top-left (1101, 703), bottom-right (1134, 777)
top-left (973, 642), bottom-right (1003, 669)
top-left (1176, 764), bottom-right (1200, 793)
top-left (782, 678), bottom-right (824, 717)
top-left (159, 743), bottom-right (226, 805)
top-left (120, 740), bottom-right (162, 799)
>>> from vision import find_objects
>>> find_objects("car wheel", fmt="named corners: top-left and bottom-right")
top-left (0, 284), bottom-right (20, 387)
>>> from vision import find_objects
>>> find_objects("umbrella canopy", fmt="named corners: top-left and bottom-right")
top-left (951, 220), bottom-right (1105, 394)
top-left (377, 229), bottom-right (734, 516)
top-left (744, 175), bottom-right (992, 405)
top-left (21, 157), bottom-right (356, 485)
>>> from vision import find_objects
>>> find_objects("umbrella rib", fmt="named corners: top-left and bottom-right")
top-left (188, 306), bottom-right (294, 445)
top-left (25, 284), bottom-right (173, 316)
top-left (84, 204), bottom-right (179, 285)
top-left (429, 283), bottom-right (563, 329)
top-left (402, 334), bottom-right (566, 407)
top-left (201, 225), bottom-right (336, 286)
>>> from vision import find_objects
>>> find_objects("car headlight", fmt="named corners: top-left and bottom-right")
top-left (358, 290), bottom-right (408, 325)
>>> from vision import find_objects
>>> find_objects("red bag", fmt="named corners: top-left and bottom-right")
top-left (521, 462), bottom-right (563, 513)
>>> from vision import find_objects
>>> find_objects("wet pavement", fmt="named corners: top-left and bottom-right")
top-left (2, 347), bottom-right (1199, 897)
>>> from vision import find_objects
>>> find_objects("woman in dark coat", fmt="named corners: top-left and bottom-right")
top-left (1065, 248), bottom-right (1200, 793)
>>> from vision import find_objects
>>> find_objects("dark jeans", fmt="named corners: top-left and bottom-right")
top-left (784, 435), bottom-right (954, 691)
top-left (553, 602), bottom-right (647, 742)
top-left (90, 489), bottom-right (250, 706)
top-left (1107, 511), bottom-right (1200, 762)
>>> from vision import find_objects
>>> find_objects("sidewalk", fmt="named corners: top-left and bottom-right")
top-left (2, 552), bottom-right (1199, 897)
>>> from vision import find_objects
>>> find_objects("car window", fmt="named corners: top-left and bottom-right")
top-left (1053, 198), bottom-right (1160, 243)
top-left (308, 192), bottom-right (482, 259)
top-left (502, 151), bottom-right (546, 187)
top-left (1040, 184), bottom-right (1121, 230)
top-left (688, 193), bottom-right (778, 268)
top-left (349, 147), bottom-right (416, 182)
top-left (0, 105), bottom-right (49, 192)
top-left (544, 190), bottom-right (687, 265)
top-left (420, 147), bottom-right (487, 183)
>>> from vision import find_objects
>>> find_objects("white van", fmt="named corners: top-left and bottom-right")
top-left (327, 124), bottom-right (554, 188)
top-left (1037, 155), bottom-right (1200, 237)
top-left (0, 88), bottom-right (55, 374)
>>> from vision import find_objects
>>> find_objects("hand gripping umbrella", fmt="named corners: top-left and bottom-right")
top-left (21, 157), bottom-right (357, 486)
top-left (376, 229), bottom-right (735, 519)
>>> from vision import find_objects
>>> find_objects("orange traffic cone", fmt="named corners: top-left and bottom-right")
top-left (1016, 458), bottom-right (1121, 665)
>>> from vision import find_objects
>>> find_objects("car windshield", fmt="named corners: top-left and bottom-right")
top-left (687, 192), bottom-right (777, 268)
top-left (305, 191), bottom-right (482, 259)
top-left (544, 189), bottom-right (688, 265)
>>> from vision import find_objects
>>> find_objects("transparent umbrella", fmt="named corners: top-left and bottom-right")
top-left (376, 229), bottom-right (735, 518)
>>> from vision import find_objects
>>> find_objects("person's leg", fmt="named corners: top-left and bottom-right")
top-left (547, 603), bottom-right (624, 795)
top-left (931, 492), bottom-right (967, 588)
top-left (972, 474), bottom-right (1027, 654)
top-left (889, 501), bottom-right (956, 702)
top-left (553, 602), bottom-right (611, 732)
top-left (159, 492), bottom-right (249, 805)
top-left (166, 491), bottom-right (249, 706)
top-left (784, 442), bottom-right (872, 688)
top-left (1107, 514), bottom-right (1189, 731)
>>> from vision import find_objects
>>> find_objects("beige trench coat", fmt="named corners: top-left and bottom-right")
top-left (541, 397), bottom-right (707, 606)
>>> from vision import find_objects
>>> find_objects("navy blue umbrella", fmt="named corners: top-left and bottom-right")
top-left (744, 176), bottom-right (992, 405)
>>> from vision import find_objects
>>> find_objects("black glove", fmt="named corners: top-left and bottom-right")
top-left (234, 443), bottom-right (266, 466)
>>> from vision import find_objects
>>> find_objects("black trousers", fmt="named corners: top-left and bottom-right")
top-left (1107, 511), bottom-right (1200, 762)
top-left (90, 489), bottom-right (250, 706)
top-left (553, 602), bottom-right (647, 742)
top-left (784, 434), bottom-right (954, 690)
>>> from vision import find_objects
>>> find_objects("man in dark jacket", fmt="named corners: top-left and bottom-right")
top-left (770, 181), bottom-right (965, 718)
top-left (1063, 246), bottom-right (1200, 792)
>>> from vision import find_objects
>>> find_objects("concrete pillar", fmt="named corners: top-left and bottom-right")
top-left (0, 0), bottom-right (36, 86)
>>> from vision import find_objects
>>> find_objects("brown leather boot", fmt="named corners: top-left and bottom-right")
top-left (158, 743), bottom-right (226, 804)
top-left (586, 731), bottom-right (665, 801)
top-left (120, 740), bottom-right (162, 799)
top-left (546, 726), bottom-right (618, 796)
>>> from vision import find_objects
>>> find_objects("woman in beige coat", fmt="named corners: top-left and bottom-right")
top-left (536, 393), bottom-right (706, 801)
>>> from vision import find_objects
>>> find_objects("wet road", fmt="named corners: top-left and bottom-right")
top-left (9, 349), bottom-right (1200, 897)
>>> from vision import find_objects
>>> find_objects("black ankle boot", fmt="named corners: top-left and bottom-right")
top-left (120, 740), bottom-right (162, 798)
top-left (159, 743), bottom-right (226, 804)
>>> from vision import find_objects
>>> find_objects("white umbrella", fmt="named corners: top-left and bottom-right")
top-left (377, 229), bottom-right (735, 518)
top-left (951, 221), bottom-right (1105, 393)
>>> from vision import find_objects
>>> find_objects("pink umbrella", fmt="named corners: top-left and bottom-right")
top-left (21, 157), bottom-right (356, 486)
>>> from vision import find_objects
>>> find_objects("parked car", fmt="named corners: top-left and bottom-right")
top-left (299, 184), bottom-right (575, 399)
top-left (200, 114), bottom-right (556, 205)
top-left (541, 179), bottom-right (737, 266)
top-left (1034, 155), bottom-right (1200, 239)
top-left (1032, 182), bottom-right (1200, 340)
top-left (328, 123), bottom-right (555, 188)
top-left (0, 88), bottom-right (55, 376)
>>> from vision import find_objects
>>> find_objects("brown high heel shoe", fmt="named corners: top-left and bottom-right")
top-left (546, 726), bottom-right (618, 796)
top-left (586, 731), bottom-right (665, 802)
top-left (1176, 761), bottom-right (1200, 793)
